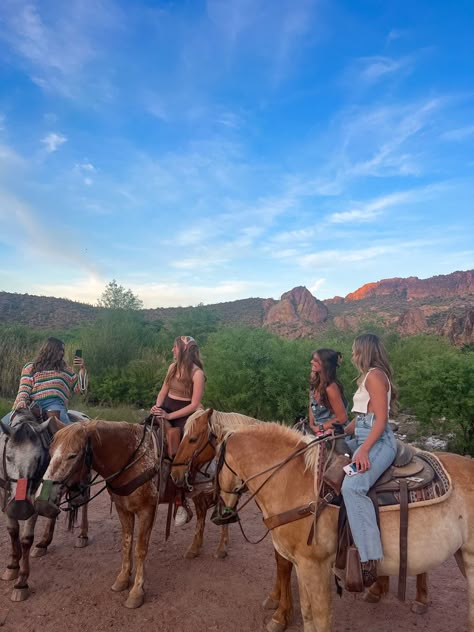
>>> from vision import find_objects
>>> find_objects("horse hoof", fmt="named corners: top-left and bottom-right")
top-left (184, 549), bottom-right (199, 559)
top-left (124, 594), bottom-right (144, 609)
top-left (266, 619), bottom-right (286, 632)
top-left (111, 579), bottom-right (130, 592)
top-left (363, 590), bottom-right (381, 603)
top-left (262, 596), bottom-right (279, 610)
top-left (11, 587), bottom-right (29, 602)
top-left (214, 550), bottom-right (227, 560)
top-left (411, 601), bottom-right (428, 615)
top-left (1, 568), bottom-right (19, 581)
top-left (31, 546), bottom-right (48, 558)
top-left (75, 536), bottom-right (89, 549)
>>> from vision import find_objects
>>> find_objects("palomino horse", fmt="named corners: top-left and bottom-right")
top-left (36, 419), bottom-right (229, 608)
top-left (0, 409), bottom-right (90, 602)
top-left (213, 423), bottom-right (474, 632)
top-left (171, 409), bottom-right (430, 632)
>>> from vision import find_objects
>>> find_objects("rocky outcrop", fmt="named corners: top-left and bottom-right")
top-left (264, 286), bottom-right (328, 338)
top-left (397, 308), bottom-right (427, 336)
top-left (344, 270), bottom-right (474, 302)
top-left (439, 308), bottom-right (474, 345)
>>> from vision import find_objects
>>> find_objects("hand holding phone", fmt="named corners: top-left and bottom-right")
top-left (73, 349), bottom-right (83, 366)
top-left (343, 463), bottom-right (358, 477)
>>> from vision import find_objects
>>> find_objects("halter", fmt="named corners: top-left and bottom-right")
top-left (172, 428), bottom-right (218, 492)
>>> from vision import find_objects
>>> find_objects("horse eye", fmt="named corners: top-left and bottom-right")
top-left (67, 453), bottom-right (78, 460)
top-left (189, 437), bottom-right (198, 444)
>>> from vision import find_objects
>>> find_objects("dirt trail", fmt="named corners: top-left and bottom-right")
top-left (0, 494), bottom-right (468, 631)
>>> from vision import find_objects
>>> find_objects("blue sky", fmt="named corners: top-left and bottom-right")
top-left (0, 0), bottom-right (473, 308)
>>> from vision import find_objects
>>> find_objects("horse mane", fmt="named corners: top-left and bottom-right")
top-left (221, 419), bottom-right (311, 444)
top-left (184, 408), bottom-right (262, 441)
top-left (51, 419), bottom-right (103, 452)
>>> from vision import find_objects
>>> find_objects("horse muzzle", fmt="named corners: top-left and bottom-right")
top-left (34, 480), bottom-right (61, 518)
top-left (211, 499), bottom-right (240, 526)
top-left (5, 499), bottom-right (35, 521)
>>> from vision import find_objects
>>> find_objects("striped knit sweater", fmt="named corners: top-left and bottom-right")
top-left (13, 362), bottom-right (82, 410)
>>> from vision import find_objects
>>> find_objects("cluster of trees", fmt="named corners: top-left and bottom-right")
top-left (0, 281), bottom-right (472, 455)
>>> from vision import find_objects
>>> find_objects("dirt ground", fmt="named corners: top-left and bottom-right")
top-left (0, 493), bottom-right (468, 632)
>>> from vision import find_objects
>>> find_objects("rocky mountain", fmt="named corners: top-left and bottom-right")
top-left (1, 269), bottom-right (473, 344)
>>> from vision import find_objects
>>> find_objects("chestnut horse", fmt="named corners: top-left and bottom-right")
top-left (172, 409), bottom-right (430, 632)
top-left (36, 419), bottom-right (228, 608)
top-left (213, 422), bottom-right (474, 632)
top-left (0, 410), bottom-right (90, 602)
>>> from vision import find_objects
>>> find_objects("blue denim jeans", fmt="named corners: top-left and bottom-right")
top-left (341, 413), bottom-right (397, 562)
top-left (1, 397), bottom-right (72, 427)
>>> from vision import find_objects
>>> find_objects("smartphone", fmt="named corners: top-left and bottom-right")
top-left (73, 349), bottom-right (83, 365)
top-left (343, 463), bottom-right (358, 477)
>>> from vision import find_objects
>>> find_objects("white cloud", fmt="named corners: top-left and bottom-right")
top-left (309, 278), bottom-right (325, 295)
top-left (442, 125), bottom-right (474, 141)
top-left (41, 132), bottom-right (67, 152)
top-left (327, 190), bottom-right (416, 224)
top-left (357, 55), bottom-right (411, 84)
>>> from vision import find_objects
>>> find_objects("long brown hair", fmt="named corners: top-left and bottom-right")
top-left (32, 337), bottom-right (66, 373)
top-left (352, 333), bottom-right (398, 413)
top-left (164, 336), bottom-right (205, 397)
top-left (310, 348), bottom-right (344, 411)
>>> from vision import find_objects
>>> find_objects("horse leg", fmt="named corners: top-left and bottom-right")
top-left (364, 575), bottom-right (390, 603)
top-left (11, 514), bottom-right (38, 602)
top-left (31, 517), bottom-right (56, 558)
top-left (296, 557), bottom-right (333, 632)
top-left (215, 524), bottom-right (229, 560)
top-left (2, 517), bottom-right (21, 581)
top-left (185, 494), bottom-right (205, 559)
top-left (75, 491), bottom-right (89, 549)
top-left (265, 550), bottom-right (294, 632)
top-left (124, 504), bottom-right (156, 609)
top-left (460, 546), bottom-right (474, 631)
top-left (411, 573), bottom-right (430, 614)
top-left (111, 504), bottom-right (134, 593)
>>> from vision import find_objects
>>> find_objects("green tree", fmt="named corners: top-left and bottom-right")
top-left (97, 279), bottom-right (143, 310)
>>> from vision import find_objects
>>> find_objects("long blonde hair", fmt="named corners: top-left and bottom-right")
top-left (352, 334), bottom-right (398, 413)
top-left (164, 336), bottom-right (205, 398)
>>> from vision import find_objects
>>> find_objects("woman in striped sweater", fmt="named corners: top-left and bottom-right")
top-left (2, 337), bottom-right (87, 425)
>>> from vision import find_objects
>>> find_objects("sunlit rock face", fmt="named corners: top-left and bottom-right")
top-left (264, 286), bottom-right (328, 338)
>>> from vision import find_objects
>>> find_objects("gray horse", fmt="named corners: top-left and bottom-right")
top-left (0, 409), bottom-right (90, 602)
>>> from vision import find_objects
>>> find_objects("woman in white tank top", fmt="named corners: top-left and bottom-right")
top-left (341, 333), bottom-right (398, 587)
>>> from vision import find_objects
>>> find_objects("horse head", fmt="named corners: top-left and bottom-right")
top-left (35, 422), bottom-right (92, 519)
top-left (0, 410), bottom-right (52, 521)
top-left (210, 434), bottom-right (243, 526)
top-left (171, 408), bottom-right (216, 489)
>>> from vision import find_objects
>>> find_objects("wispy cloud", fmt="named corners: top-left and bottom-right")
top-left (41, 132), bottom-right (67, 152)
top-left (442, 125), bottom-right (474, 141)
top-left (356, 55), bottom-right (413, 84)
top-left (327, 190), bottom-right (422, 224)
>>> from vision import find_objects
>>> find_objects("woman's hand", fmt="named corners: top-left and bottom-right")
top-left (353, 446), bottom-right (371, 472)
top-left (150, 405), bottom-right (169, 420)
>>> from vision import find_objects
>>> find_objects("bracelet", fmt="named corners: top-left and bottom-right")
top-left (318, 423), bottom-right (325, 433)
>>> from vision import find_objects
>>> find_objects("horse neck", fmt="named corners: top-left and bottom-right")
top-left (89, 422), bottom-right (143, 477)
top-left (226, 428), bottom-right (315, 517)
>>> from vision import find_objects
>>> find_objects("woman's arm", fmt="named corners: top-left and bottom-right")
top-left (13, 364), bottom-right (34, 409)
top-left (321, 383), bottom-right (348, 430)
top-left (353, 369), bottom-right (389, 472)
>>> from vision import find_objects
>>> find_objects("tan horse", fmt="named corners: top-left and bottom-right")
top-left (36, 419), bottom-right (228, 608)
top-left (172, 409), bottom-right (430, 631)
top-left (213, 422), bottom-right (474, 632)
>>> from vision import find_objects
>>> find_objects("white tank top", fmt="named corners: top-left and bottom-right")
top-left (351, 368), bottom-right (391, 414)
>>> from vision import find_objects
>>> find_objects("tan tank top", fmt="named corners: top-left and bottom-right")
top-left (167, 365), bottom-right (200, 399)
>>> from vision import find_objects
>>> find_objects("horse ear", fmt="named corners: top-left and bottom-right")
top-left (37, 419), bottom-right (52, 434)
top-left (44, 416), bottom-right (65, 435)
top-left (0, 420), bottom-right (11, 436)
top-left (207, 408), bottom-right (214, 418)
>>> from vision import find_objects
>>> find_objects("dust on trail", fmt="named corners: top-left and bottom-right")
top-left (0, 494), bottom-right (468, 632)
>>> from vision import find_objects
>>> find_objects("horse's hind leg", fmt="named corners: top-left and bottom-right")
top-left (111, 504), bottom-right (134, 593)
top-left (265, 550), bottom-right (294, 632)
top-left (32, 517), bottom-right (56, 557)
top-left (75, 489), bottom-right (90, 548)
top-left (460, 546), bottom-right (474, 631)
top-left (364, 576), bottom-right (390, 603)
top-left (2, 517), bottom-right (21, 581)
top-left (124, 503), bottom-right (156, 609)
top-left (11, 514), bottom-right (38, 602)
top-left (411, 573), bottom-right (430, 614)
top-left (215, 524), bottom-right (229, 559)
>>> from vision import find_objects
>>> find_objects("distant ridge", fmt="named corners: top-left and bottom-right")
top-left (1, 269), bottom-right (473, 344)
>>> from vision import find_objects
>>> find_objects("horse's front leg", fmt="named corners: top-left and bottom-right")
top-left (124, 503), bottom-right (156, 609)
top-left (1, 517), bottom-right (21, 581)
top-left (111, 503), bottom-right (134, 593)
top-left (11, 513), bottom-right (38, 602)
top-left (215, 524), bottom-right (229, 559)
top-left (185, 493), bottom-right (206, 559)
top-left (264, 550), bottom-right (294, 632)
top-left (364, 575), bottom-right (390, 603)
top-left (75, 486), bottom-right (90, 549)
top-left (411, 573), bottom-right (429, 614)
top-left (31, 517), bottom-right (56, 558)
top-left (297, 556), bottom-right (333, 632)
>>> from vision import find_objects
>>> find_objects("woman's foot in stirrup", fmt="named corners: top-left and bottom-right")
top-left (361, 560), bottom-right (377, 588)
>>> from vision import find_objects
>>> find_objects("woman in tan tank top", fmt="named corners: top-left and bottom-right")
top-left (150, 335), bottom-right (205, 526)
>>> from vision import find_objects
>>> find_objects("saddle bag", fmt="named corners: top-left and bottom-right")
top-left (345, 546), bottom-right (364, 592)
top-left (166, 427), bottom-right (181, 459)
top-left (323, 454), bottom-right (351, 495)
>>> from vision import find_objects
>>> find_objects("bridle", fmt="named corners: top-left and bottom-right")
top-left (172, 427), bottom-right (218, 492)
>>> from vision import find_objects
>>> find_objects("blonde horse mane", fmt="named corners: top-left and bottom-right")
top-left (51, 419), bottom-right (105, 453)
top-left (184, 408), bottom-right (264, 442)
